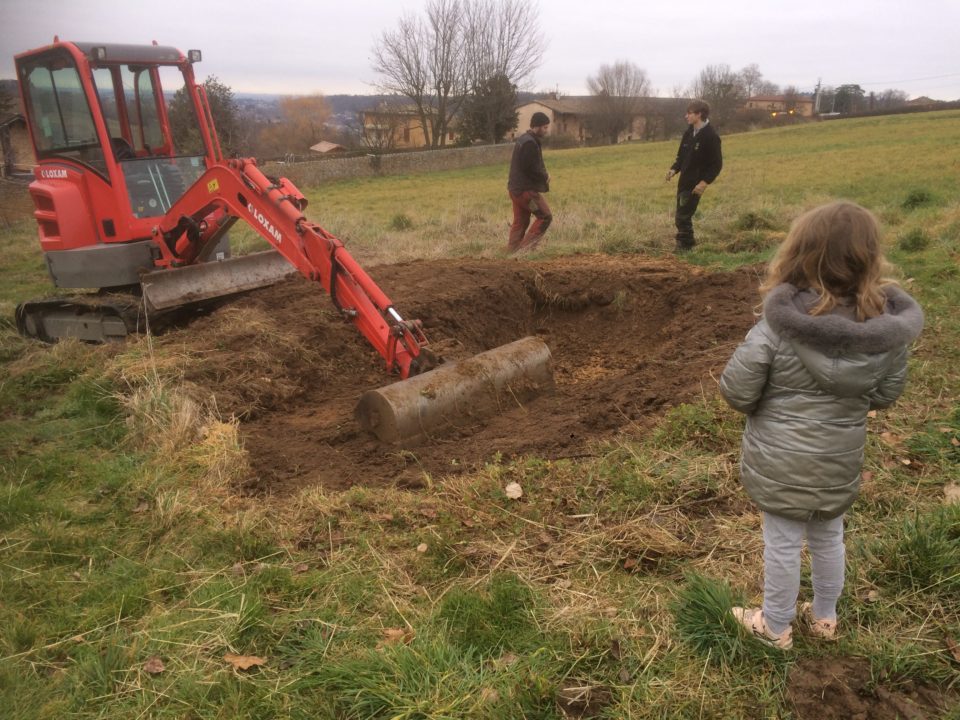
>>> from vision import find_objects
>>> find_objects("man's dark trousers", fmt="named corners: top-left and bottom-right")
top-left (675, 190), bottom-right (701, 249)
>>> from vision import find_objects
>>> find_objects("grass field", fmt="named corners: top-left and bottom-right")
top-left (0, 111), bottom-right (958, 719)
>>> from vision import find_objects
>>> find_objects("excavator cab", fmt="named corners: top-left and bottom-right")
top-left (15, 40), bottom-right (227, 292)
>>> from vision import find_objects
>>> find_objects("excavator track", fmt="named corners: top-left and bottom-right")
top-left (15, 293), bottom-right (190, 343)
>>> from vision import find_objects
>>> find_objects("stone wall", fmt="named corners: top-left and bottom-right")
top-left (261, 143), bottom-right (514, 187)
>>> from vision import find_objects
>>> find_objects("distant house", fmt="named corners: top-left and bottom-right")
top-left (361, 103), bottom-right (459, 149)
top-left (743, 94), bottom-right (815, 117)
top-left (1, 114), bottom-right (32, 178)
top-left (309, 141), bottom-right (347, 155)
top-left (511, 96), bottom-right (687, 144)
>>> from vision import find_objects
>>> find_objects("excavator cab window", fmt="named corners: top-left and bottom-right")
top-left (91, 64), bottom-right (171, 159)
top-left (88, 62), bottom-right (208, 218)
top-left (20, 49), bottom-right (107, 176)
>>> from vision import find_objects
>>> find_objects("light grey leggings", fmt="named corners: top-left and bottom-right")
top-left (761, 512), bottom-right (845, 635)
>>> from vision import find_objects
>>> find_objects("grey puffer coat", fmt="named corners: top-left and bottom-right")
top-left (720, 283), bottom-right (924, 521)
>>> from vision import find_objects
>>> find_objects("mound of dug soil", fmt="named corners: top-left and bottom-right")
top-left (173, 255), bottom-right (761, 494)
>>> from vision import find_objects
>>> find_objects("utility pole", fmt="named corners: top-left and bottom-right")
top-left (814, 78), bottom-right (822, 113)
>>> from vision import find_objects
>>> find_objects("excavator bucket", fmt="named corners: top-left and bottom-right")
top-left (141, 250), bottom-right (297, 311)
top-left (355, 336), bottom-right (555, 446)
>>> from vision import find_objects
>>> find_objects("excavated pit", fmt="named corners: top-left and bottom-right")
top-left (167, 254), bottom-right (762, 494)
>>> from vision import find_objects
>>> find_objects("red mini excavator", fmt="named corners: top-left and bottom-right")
top-left (12, 38), bottom-right (553, 445)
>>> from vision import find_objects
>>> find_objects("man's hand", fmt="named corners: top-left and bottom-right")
top-left (665, 169), bottom-right (676, 182)
top-left (692, 180), bottom-right (709, 195)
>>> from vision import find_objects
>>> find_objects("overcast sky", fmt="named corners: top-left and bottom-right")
top-left (3, 0), bottom-right (959, 101)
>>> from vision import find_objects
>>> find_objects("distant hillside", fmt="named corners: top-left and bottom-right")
top-left (234, 91), bottom-right (541, 129)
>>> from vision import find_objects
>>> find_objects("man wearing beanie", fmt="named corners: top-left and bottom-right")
top-left (507, 111), bottom-right (552, 252)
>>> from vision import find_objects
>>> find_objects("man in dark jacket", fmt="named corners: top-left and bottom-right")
top-left (507, 111), bottom-right (552, 252)
top-left (666, 100), bottom-right (723, 252)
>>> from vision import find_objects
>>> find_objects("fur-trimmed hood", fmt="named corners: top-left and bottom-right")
top-left (763, 283), bottom-right (924, 356)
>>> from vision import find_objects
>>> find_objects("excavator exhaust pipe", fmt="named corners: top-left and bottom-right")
top-left (355, 336), bottom-right (555, 446)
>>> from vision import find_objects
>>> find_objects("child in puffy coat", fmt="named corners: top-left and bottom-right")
top-left (719, 201), bottom-right (924, 650)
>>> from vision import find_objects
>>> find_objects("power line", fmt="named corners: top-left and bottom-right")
top-left (858, 72), bottom-right (960, 86)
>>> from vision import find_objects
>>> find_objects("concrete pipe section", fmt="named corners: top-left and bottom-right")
top-left (355, 336), bottom-right (555, 446)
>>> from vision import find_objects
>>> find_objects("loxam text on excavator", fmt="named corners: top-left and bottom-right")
top-left (11, 38), bottom-right (554, 446)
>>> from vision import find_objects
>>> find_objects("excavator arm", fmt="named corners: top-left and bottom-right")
top-left (148, 158), bottom-right (434, 378)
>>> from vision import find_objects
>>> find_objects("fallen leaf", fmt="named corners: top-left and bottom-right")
top-left (480, 687), bottom-right (500, 704)
top-left (293, 563), bottom-right (310, 574)
top-left (623, 558), bottom-right (638, 571)
top-left (861, 470), bottom-right (874, 483)
top-left (879, 431), bottom-right (900, 446)
top-left (555, 579), bottom-right (572, 590)
top-left (867, 410), bottom-right (878, 419)
top-left (944, 484), bottom-right (960, 505)
top-left (939, 427), bottom-right (954, 433)
top-left (416, 543), bottom-right (428, 553)
top-left (72, 571), bottom-right (82, 581)
top-left (143, 656), bottom-right (165, 675)
top-left (419, 508), bottom-right (438, 520)
top-left (619, 667), bottom-right (633, 683)
top-left (231, 563), bottom-right (244, 576)
top-left (952, 438), bottom-right (959, 447)
top-left (865, 589), bottom-right (880, 603)
top-left (224, 653), bottom-right (266, 670)
top-left (900, 458), bottom-right (912, 466)
top-left (609, 638), bottom-right (622, 660)
top-left (133, 500), bottom-right (150, 514)
top-left (373, 513), bottom-right (395, 522)
top-left (379, 627), bottom-right (415, 647)
top-left (603, 606), bottom-right (617, 618)
top-left (491, 652), bottom-right (519, 669)
top-left (504, 482), bottom-right (523, 500)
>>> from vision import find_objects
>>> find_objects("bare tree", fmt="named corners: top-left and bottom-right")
top-left (586, 60), bottom-right (651, 144)
top-left (356, 104), bottom-right (406, 152)
top-left (254, 94), bottom-right (333, 156)
top-left (689, 63), bottom-right (745, 124)
top-left (372, 0), bottom-right (545, 148)
top-left (371, 5), bottom-right (441, 148)
top-left (463, 0), bottom-right (545, 91)
top-left (873, 89), bottom-right (909, 110)
top-left (738, 63), bottom-right (779, 98)
top-left (781, 86), bottom-right (801, 112)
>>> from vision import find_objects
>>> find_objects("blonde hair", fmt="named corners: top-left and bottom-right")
top-left (760, 201), bottom-right (896, 320)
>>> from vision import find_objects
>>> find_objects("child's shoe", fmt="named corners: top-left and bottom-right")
top-left (730, 607), bottom-right (793, 650)
top-left (799, 602), bottom-right (838, 640)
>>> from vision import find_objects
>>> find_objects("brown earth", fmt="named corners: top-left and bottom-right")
top-left (787, 656), bottom-right (956, 719)
top-left (167, 254), bottom-right (762, 495)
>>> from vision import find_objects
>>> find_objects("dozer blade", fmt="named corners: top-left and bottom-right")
top-left (355, 336), bottom-right (555, 446)
top-left (141, 250), bottom-right (297, 311)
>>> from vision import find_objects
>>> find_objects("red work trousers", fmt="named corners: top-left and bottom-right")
top-left (507, 190), bottom-right (552, 252)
